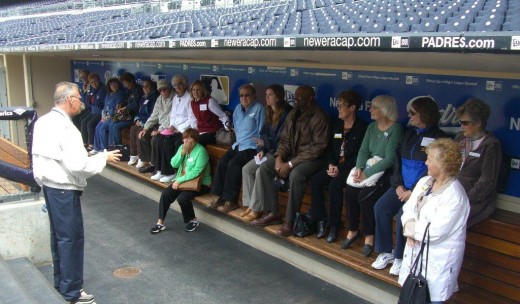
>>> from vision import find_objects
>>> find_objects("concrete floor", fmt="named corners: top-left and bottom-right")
top-left (39, 175), bottom-right (371, 304)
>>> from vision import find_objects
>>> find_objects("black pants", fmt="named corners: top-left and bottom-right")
top-left (80, 113), bottom-right (101, 146)
top-left (138, 128), bottom-right (155, 162)
top-left (210, 146), bottom-right (256, 203)
top-left (73, 108), bottom-right (91, 131)
top-left (198, 132), bottom-right (216, 147)
top-left (309, 168), bottom-right (348, 227)
top-left (159, 185), bottom-right (209, 223)
top-left (160, 133), bottom-right (183, 175)
top-left (345, 179), bottom-right (389, 235)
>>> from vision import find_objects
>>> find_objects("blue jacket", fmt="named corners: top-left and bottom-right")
top-left (88, 85), bottom-right (107, 115)
top-left (257, 104), bottom-right (292, 154)
top-left (391, 126), bottom-right (447, 190)
top-left (232, 101), bottom-right (265, 151)
top-left (135, 90), bottom-right (159, 124)
top-left (102, 90), bottom-right (125, 117)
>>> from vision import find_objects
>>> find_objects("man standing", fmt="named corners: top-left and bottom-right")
top-left (32, 82), bottom-right (121, 304)
top-left (251, 85), bottom-right (329, 236)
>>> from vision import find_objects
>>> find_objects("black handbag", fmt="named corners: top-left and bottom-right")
top-left (112, 110), bottom-right (132, 122)
top-left (108, 144), bottom-right (130, 162)
top-left (292, 212), bottom-right (315, 238)
top-left (398, 223), bottom-right (431, 304)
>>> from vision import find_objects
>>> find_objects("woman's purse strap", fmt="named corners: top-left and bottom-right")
top-left (409, 222), bottom-right (431, 277)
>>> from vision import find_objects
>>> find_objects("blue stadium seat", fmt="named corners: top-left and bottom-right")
top-left (438, 20), bottom-right (470, 32)
top-left (469, 19), bottom-right (502, 32)
top-left (385, 22), bottom-right (410, 33)
top-left (361, 23), bottom-right (384, 33)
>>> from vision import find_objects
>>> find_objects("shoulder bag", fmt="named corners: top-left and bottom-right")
top-left (176, 155), bottom-right (204, 192)
top-left (398, 223), bottom-right (431, 304)
top-left (292, 212), bottom-right (315, 238)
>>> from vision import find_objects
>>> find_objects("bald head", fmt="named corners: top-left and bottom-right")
top-left (294, 85), bottom-right (315, 110)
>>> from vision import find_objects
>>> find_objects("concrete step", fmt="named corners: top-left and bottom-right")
top-left (0, 255), bottom-right (36, 304)
top-left (6, 257), bottom-right (66, 304)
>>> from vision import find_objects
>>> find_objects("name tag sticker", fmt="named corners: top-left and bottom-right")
top-left (421, 137), bottom-right (434, 147)
top-left (200, 104), bottom-right (208, 111)
top-left (469, 152), bottom-right (481, 157)
top-left (334, 133), bottom-right (342, 139)
top-left (187, 158), bottom-right (194, 162)
top-left (143, 99), bottom-right (149, 105)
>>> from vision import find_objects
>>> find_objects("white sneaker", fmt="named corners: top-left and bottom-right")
top-left (135, 159), bottom-right (144, 169)
top-left (159, 174), bottom-right (176, 183)
top-left (88, 150), bottom-right (98, 156)
top-left (389, 259), bottom-right (402, 275)
top-left (127, 155), bottom-right (138, 165)
top-left (371, 252), bottom-right (395, 270)
top-left (69, 289), bottom-right (94, 303)
top-left (150, 171), bottom-right (163, 180)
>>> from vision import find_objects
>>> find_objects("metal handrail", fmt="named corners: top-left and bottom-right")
top-left (217, 1), bottom-right (289, 27)
top-left (102, 19), bottom-right (193, 41)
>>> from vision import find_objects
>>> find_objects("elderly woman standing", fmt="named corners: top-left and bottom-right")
top-left (342, 95), bottom-right (403, 256)
top-left (455, 98), bottom-right (502, 228)
top-left (399, 138), bottom-right (470, 303)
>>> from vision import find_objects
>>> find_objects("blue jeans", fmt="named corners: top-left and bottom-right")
top-left (93, 119), bottom-right (111, 150)
top-left (43, 186), bottom-right (84, 302)
top-left (374, 187), bottom-right (406, 259)
top-left (109, 120), bottom-right (133, 146)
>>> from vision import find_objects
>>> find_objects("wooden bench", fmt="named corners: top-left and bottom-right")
top-left (0, 138), bottom-right (31, 193)
top-left (108, 143), bottom-right (520, 303)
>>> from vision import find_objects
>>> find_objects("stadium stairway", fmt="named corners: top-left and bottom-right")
top-left (0, 255), bottom-right (66, 304)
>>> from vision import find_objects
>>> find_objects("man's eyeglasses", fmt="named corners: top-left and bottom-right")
top-left (240, 93), bottom-right (251, 98)
top-left (459, 120), bottom-right (472, 126)
top-left (70, 96), bottom-right (83, 102)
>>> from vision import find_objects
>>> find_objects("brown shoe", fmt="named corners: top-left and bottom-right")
top-left (217, 201), bottom-right (239, 213)
top-left (276, 221), bottom-right (294, 237)
top-left (239, 207), bottom-right (252, 217)
top-left (243, 211), bottom-right (262, 222)
top-left (251, 213), bottom-right (282, 227)
top-left (208, 196), bottom-right (223, 209)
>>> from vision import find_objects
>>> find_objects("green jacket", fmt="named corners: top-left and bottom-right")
top-left (171, 143), bottom-right (211, 186)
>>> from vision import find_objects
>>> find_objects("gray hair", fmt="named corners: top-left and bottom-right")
top-left (372, 95), bottom-right (398, 122)
top-left (172, 74), bottom-right (189, 87)
top-left (54, 82), bottom-right (79, 105)
top-left (456, 98), bottom-right (491, 130)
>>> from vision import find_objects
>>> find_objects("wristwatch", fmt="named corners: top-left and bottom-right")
top-left (288, 161), bottom-right (293, 168)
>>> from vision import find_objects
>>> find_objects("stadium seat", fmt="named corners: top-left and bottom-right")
top-left (438, 20), bottom-right (470, 32)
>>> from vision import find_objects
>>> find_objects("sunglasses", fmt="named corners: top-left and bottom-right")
top-left (459, 120), bottom-right (472, 126)
top-left (408, 110), bottom-right (418, 116)
top-left (158, 87), bottom-right (169, 92)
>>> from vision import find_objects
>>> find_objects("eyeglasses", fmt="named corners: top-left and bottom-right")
top-left (408, 109), bottom-right (418, 116)
top-left (158, 87), bottom-right (169, 92)
top-left (172, 82), bottom-right (184, 87)
top-left (240, 93), bottom-right (251, 97)
top-left (459, 120), bottom-right (472, 126)
top-left (337, 103), bottom-right (350, 109)
top-left (70, 96), bottom-right (83, 102)
top-left (89, 81), bottom-right (98, 85)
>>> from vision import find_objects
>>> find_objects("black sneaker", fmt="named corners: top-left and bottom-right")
top-left (185, 220), bottom-right (200, 232)
top-left (150, 224), bottom-right (166, 234)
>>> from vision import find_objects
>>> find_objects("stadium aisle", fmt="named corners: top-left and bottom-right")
top-left (38, 175), bottom-right (370, 304)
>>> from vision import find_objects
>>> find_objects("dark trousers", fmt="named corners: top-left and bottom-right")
top-left (138, 128), bottom-right (155, 162)
top-left (159, 185), bottom-right (210, 223)
top-left (80, 113), bottom-right (101, 146)
top-left (309, 169), bottom-right (348, 227)
top-left (374, 188), bottom-right (406, 259)
top-left (129, 125), bottom-right (143, 156)
top-left (211, 146), bottom-right (256, 203)
top-left (43, 186), bottom-right (84, 302)
top-left (160, 133), bottom-right (183, 175)
top-left (345, 179), bottom-right (389, 235)
top-left (198, 132), bottom-right (216, 146)
top-left (72, 108), bottom-right (91, 131)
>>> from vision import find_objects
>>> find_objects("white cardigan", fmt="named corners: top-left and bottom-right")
top-left (398, 176), bottom-right (470, 302)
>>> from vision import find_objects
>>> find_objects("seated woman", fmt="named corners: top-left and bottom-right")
top-left (372, 96), bottom-right (447, 275)
top-left (455, 98), bottom-right (502, 228)
top-left (308, 90), bottom-right (367, 242)
top-left (91, 77), bottom-right (125, 154)
top-left (208, 84), bottom-right (265, 213)
top-left (188, 80), bottom-right (230, 146)
top-left (342, 95), bottom-right (403, 257)
top-left (108, 72), bottom-right (143, 147)
top-left (399, 138), bottom-right (470, 303)
top-left (128, 80), bottom-right (159, 167)
top-left (240, 84), bottom-right (292, 222)
top-left (150, 128), bottom-right (211, 234)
